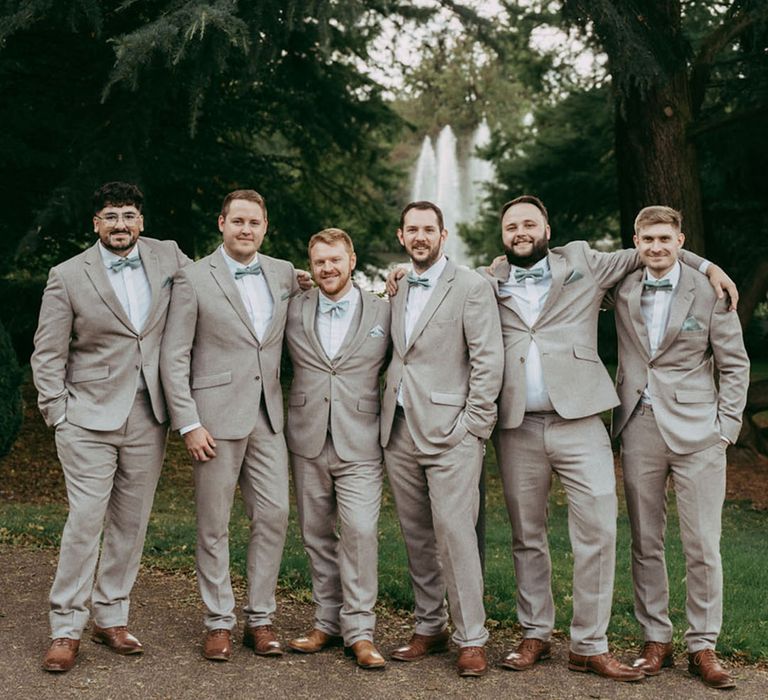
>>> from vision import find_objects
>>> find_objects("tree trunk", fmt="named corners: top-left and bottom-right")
top-left (614, 71), bottom-right (705, 252)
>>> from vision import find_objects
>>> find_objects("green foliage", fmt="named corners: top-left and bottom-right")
top-left (0, 318), bottom-right (23, 458)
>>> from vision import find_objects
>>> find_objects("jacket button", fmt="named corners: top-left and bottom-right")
top-left (648, 362), bottom-right (654, 368)
top-left (324, 397), bottom-right (329, 402)
top-left (331, 370), bottom-right (337, 375)
top-left (636, 389), bottom-right (641, 394)
top-left (255, 376), bottom-right (260, 381)
top-left (520, 357), bottom-right (525, 363)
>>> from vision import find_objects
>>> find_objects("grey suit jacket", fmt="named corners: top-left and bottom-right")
top-left (611, 265), bottom-right (749, 454)
top-left (159, 249), bottom-right (299, 440)
top-left (481, 242), bottom-right (707, 429)
top-left (284, 287), bottom-right (391, 462)
top-left (31, 237), bottom-right (190, 430)
top-left (380, 260), bottom-right (503, 455)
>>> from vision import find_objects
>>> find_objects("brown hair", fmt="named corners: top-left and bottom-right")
top-left (220, 189), bottom-right (268, 219)
top-left (500, 195), bottom-right (549, 223)
top-left (308, 228), bottom-right (354, 259)
top-left (399, 201), bottom-right (445, 231)
top-left (634, 205), bottom-right (682, 234)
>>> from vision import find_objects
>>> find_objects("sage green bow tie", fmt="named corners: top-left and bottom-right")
top-left (643, 278), bottom-right (673, 290)
top-left (319, 297), bottom-right (350, 318)
top-left (234, 262), bottom-right (262, 279)
top-left (407, 272), bottom-right (431, 288)
top-left (109, 256), bottom-right (142, 272)
top-left (514, 267), bottom-right (544, 283)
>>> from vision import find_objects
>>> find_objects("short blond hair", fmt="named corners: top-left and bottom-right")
top-left (220, 189), bottom-right (267, 219)
top-left (307, 228), bottom-right (354, 259)
top-left (634, 205), bottom-right (682, 234)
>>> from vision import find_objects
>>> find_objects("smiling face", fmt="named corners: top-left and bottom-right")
top-left (634, 223), bottom-right (685, 278)
top-left (397, 207), bottom-right (447, 273)
top-left (93, 205), bottom-right (144, 256)
top-left (218, 199), bottom-right (267, 264)
top-left (501, 202), bottom-right (550, 268)
top-left (310, 239), bottom-right (356, 300)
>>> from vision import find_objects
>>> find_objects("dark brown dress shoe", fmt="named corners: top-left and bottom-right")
top-left (632, 641), bottom-right (674, 676)
top-left (346, 640), bottom-right (386, 669)
top-left (568, 651), bottom-right (645, 682)
top-left (203, 628), bottom-right (232, 661)
top-left (688, 649), bottom-right (736, 689)
top-left (499, 638), bottom-right (552, 671)
top-left (91, 625), bottom-right (143, 655)
top-left (457, 646), bottom-right (487, 677)
top-left (243, 625), bottom-right (284, 656)
top-left (42, 638), bottom-right (80, 672)
top-left (288, 628), bottom-right (343, 653)
top-left (391, 629), bottom-right (450, 661)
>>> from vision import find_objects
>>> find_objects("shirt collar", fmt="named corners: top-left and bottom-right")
top-left (220, 245), bottom-right (259, 275)
top-left (643, 260), bottom-right (681, 289)
top-left (319, 284), bottom-right (359, 308)
top-left (412, 255), bottom-right (447, 283)
top-left (507, 256), bottom-right (550, 284)
top-left (99, 240), bottom-right (141, 267)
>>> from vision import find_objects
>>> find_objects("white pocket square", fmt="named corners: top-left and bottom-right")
top-left (368, 325), bottom-right (386, 338)
top-left (564, 269), bottom-right (584, 285)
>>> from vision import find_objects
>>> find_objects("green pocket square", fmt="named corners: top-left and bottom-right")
top-left (564, 270), bottom-right (584, 285)
top-left (681, 316), bottom-right (704, 331)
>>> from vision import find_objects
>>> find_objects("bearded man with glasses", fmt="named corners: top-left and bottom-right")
top-left (31, 181), bottom-right (190, 672)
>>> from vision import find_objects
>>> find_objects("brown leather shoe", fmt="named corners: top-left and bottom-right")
top-left (632, 641), bottom-right (674, 676)
top-left (346, 640), bottom-right (386, 669)
top-left (288, 628), bottom-right (343, 653)
top-left (243, 625), bottom-right (283, 656)
top-left (391, 629), bottom-right (450, 661)
top-left (42, 638), bottom-right (80, 672)
top-left (568, 651), bottom-right (645, 682)
top-left (91, 624), bottom-right (143, 655)
top-left (457, 646), bottom-right (487, 677)
top-left (688, 649), bottom-right (736, 689)
top-left (203, 628), bottom-right (232, 661)
top-left (499, 638), bottom-right (552, 671)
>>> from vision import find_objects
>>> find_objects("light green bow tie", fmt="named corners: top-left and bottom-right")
top-left (643, 278), bottom-right (673, 290)
top-left (234, 262), bottom-right (262, 279)
top-left (514, 267), bottom-right (544, 283)
top-left (407, 272), bottom-right (431, 288)
top-left (319, 297), bottom-right (350, 318)
top-left (109, 256), bottom-right (142, 272)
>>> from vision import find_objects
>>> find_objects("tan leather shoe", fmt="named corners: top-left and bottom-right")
top-left (203, 628), bottom-right (232, 661)
top-left (391, 629), bottom-right (450, 661)
top-left (568, 651), bottom-right (644, 682)
top-left (632, 641), bottom-right (674, 676)
top-left (346, 640), bottom-right (386, 669)
top-left (91, 624), bottom-right (143, 655)
top-left (457, 646), bottom-right (487, 677)
top-left (688, 649), bottom-right (736, 689)
top-left (42, 638), bottom-right (80, 672)
top-left (288, 628), bottom-right (342, 653)
top-left (500, 638), bottom-right (552, 671)
top-left (243, 625), bottom-right (283, 656)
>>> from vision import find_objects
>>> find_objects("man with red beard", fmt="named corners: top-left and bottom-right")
top-left (283, 228), bottom-right (390, 669)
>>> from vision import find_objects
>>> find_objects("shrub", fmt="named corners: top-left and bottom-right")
top-left (0, 318), bottom-right (23, 457)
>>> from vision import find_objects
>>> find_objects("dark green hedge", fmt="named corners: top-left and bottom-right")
top-left (0, 317), bottom-right (23, 457)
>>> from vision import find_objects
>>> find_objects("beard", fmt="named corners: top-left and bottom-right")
top-left (504, 237), bottom-right (549, 268)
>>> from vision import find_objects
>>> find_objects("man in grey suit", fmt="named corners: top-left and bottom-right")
top-left (284, 228), bottom-right (390, 669)
top-left (160, 189), bottom-right (299, 662)
top-left (610, 206), bottom-right (749, 689)
top-left (31, 181), bottom-right (189, 672)
top-left (479, 195), bottom-right (736, 681)
top-left (382, 201), bottom-right (503, 677)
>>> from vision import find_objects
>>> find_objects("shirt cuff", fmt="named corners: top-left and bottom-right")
top-left (180, 422), bottom-right (202, 436)
top-left (699, 260), bottom-right (711, 273)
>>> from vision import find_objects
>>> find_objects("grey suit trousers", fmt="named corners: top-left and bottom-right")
top-left (50, 390), bottom-right (166, 638)
top-left (291, 435), bottom-right (382, 645)
top-left (384, 413), bottom-right (488, 647)
top-left (495, 413), bottom-right (617, 655)
top-left (194, 402), bottom-right (289, 631)
top-left (621, 405), bottom-right (725, 652)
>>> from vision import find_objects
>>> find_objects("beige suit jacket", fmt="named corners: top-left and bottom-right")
top-left (31, 237), bottom-right (190, 430)
top-left (159, 249), bottom-right (299, 440)
top-left (284, 287), bottom-right (391, 462)
top-left (481, 242), bottom-right (707, 429)
top-left (611, 265), bottom-right (749, 454)
top-left (380, 260), bottom-right (503, 455)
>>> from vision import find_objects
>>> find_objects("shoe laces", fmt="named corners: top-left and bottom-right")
top-left (692, 648), bottom-right (717, 666)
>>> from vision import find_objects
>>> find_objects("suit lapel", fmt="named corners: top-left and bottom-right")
top-left (259, 256), bottom-right (288, 347)
top-left (209, 254), bottom-right (260, 344)
top-left (391, 275), bottom-right (408, 357)
top-left (334, 287), bottom-right (370, 364)
top-left (626, 269), bottom-right (651, 357)
top-left (406, 260), bottom-right (454, 351)
top-left (536, 251), bottom-right (566, 322)
top-left (490, 259), bottom-right (526, 321)
top-left (82, 243), bottom-right (135, 332)
top-left (138, 240), bottom-right (164, 331)
top-left (654, 266), bottom-right (695, 357)
top-left (301, 289), bottom-right (328, 363)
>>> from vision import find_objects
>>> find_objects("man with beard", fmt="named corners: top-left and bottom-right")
top-left (31, 181), bottom-right (190, 672)
top-left (284, 228), bottom-right (390, 669)
top-left (160, 189), bottom-right (299, 662)
top-left (480, 195), bottom-right (736, 681)
top-left (381, 201), bottom-right (503, 677)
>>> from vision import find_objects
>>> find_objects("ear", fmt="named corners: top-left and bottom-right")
top-left (350, 251), bottom-right (357, 271)
top-left (217, 214), bottom-right (225, 234)
top-left (677, 231), bottom-right (685, 248)
top-left (545, 224), bottom-right (551, 241)
top-left (396, 228), bottom-right (405, 247)
top-left (633, 233), bottom-right (640, 249)
top-left (440, 228), bottom-right (448, 242)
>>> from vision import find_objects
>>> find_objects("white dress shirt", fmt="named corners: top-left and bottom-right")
top-left (397, 255), bottom-right (448, 406)
top-left (316, 286), bottom-right (360, 359)
top-left (220, 246), bottom-right (273, 342)
top-left (499, 257), bottom-right (555, 413)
